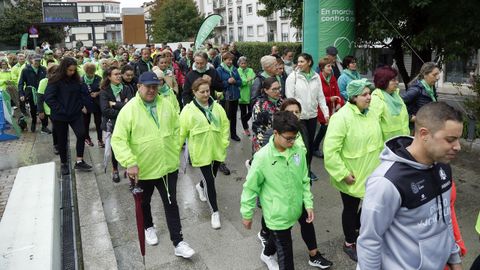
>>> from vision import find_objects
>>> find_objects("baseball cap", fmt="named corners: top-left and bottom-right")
top-left (138, 71), bottom-right (161, 85)
top-left (32, 54), bottom-right (42, 61)
top-left (326, 46), bottom-right (338, 56)
top-left (44, 49), bottom-right (54, 55)
top-left (347, 78), bottom-right (375, 98)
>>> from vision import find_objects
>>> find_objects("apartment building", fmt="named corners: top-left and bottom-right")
top-left (65, 0), bottom-right (122, 48)
top-left (196, 0), bottom-right (301, 45)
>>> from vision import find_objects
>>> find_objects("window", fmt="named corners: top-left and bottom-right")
top-left (92, 6), bottom-right (101, 12)
top-left (257, 24), bottom-right (265, 36)
top-left (237, 26), bottom-right (243, 41)
top-left (247, 26), bottom-right (253, 36)
top-left (229, 28), bottom-right (234, 42)
top-left (281, 23), bottom-right (289, 41)
top-left (246, 4), bottom-right (253, 15)
top-left (237, 6), bottom-right (242, 22)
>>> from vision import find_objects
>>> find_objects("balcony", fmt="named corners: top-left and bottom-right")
top-left (213, 0), bottom-right (225, 10)
top-left (106, 25), bottom-right (121, 32)
top-left (237, 17), bottom-right (243, 24)
top-left (228, 16), bottom-right (234, 24)
top-left (266, 12), bottom-right (276, 21)
top-left (216, 19), bottom-right (227, 28)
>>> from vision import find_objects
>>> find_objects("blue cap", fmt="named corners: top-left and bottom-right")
top-left (138, 71), bottom-right (161, 85)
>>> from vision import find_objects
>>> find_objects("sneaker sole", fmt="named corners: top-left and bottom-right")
top-left (308, 260), bottom-right (332, 269)
top-left (146, 241), bottom-right (158, 246)
top-left (75, 167), bottom-right (93, 171)
top-left (257, 233), bottom-right (266, 248)
top-left (175, 251), bottom-right (194, 258)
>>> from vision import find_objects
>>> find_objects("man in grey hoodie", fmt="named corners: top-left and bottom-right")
top-left (357, 101), bottom-right (463, 270)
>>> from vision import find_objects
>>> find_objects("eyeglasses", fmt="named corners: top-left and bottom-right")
top-left (279, 133), bottom-right (299, 143)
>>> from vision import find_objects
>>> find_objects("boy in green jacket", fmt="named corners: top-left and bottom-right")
top-left (241, 111), bottom-right (314, 270)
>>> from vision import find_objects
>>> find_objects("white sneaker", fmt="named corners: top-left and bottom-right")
top-left (261, 251), bottom-right (279, 270)
top-left (145, 226), bottom-right (158, 246)
top-left (195, 183), bottom-right (207, 202)
top-left (245, 159), bottom-right (251, 171)
top-left (211, 211), bottom-right (221, 229)
top-left (174, 241), bottom-right (195, 258)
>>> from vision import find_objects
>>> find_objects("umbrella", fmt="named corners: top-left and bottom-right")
top-left (181, 141), bottom-right (189, 174)
top-left (130, 177), bottom-right (146, 266)
top-left (103, 120), bottom-right (113, 173)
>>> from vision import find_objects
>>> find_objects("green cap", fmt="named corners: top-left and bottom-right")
top-left (347, 78), bottom-right (374, 98)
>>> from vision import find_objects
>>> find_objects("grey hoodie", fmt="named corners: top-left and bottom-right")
top-left (356, 136), bottom-right (461, 270)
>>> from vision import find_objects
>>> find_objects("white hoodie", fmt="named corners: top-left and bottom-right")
top-left (285, 70), bottom-right (329, 120)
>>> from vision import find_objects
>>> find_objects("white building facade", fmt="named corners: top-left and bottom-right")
top-left (196, 0), bottom-right (301, 45)
top-left (65, 0), bottom-right (122, 48)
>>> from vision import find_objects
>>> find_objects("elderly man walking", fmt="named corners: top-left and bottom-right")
top-left (111, 71), bottom-right (195, 259)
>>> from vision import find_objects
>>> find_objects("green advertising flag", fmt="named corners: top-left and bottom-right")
top-left (318, 0), bottom-right (355, 60)
top-left (194, 14), bottom-right (222, 50)
top-left (1, 90), bottom-right (21, 136)
top-left (20, 33), bottom-right (28, 50)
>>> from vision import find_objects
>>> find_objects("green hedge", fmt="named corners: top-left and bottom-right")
top-left (235, 42), bottom-right (302, 73)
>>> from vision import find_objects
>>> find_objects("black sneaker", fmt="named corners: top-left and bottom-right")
top-left (112, 171), bottom-right (121, 183)
top-left (61, 163), bottom-right (70, 175)
top-left (231, 134), bottom-right (241, 141)
top-left (310, 171), bottom-right (319, 181)
top-left (53, 145), bottom-right (59, 155)
top-left (309, 252), bottom-right (333, 269)
top-left (41, 127), bottom-right (52, 134)
top-left (218, 163), bottom-right (231, 175)
top-left (343, 243), bottom-right (357, 262)
top-left (312, 150), bottom-right (324, 158)
top-left (74, 160), bottom-right (93, 171)
top-left (30, 123), bottom-right (36, 133)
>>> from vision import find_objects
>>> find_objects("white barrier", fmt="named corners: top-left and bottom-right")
top-left (0, 162), bottom-right (60, 270)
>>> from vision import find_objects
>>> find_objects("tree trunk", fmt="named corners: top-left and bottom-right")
top-left (391, 38), bottom-right (410, 84)
top-left (410, 47), bottom-right (433, 80)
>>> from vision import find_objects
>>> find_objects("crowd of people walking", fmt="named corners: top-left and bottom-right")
top-left (0, 41), bottom-right (477, 270)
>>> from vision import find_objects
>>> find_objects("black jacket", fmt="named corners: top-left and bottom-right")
top-left (81, 75), bottom-right (102, 113)
top-left (45, 78), bottom-right (86, 122)
top-left (182, 67), bottom-right (223, 105)
top-left (134, 58), bottom-right (153, 78)
top-left (401, 80), bottom-right (437, 117)
top-left (18, 64), bottom-right (47, 98)
top-left (99, 85), bottom-right (135, 131)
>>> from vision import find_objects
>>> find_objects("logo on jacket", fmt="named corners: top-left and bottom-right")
top-left (410, 179), bottom-right (425, 194)
top-left (293, 153), bottom-right (300, 166)
top-left (439, 168), bottom-right (447, 181)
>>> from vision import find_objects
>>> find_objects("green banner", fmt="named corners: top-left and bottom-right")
top-left (20, 33), bottom-right (28, 50)
top-left (319, 0), bottom-right (355, 60)
top-left (1, 90), bottom-right (21, 136)
top-left (194, 14), bottom-right (222, 50)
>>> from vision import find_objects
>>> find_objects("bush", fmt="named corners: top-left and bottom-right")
top-left (463, 75), bottom-right (480, 139)
top-left (235, 42), bottom-right (302, 73)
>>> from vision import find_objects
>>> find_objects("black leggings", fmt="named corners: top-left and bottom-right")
top-left (52, 117), bottom-right (86, 164)
top-left (199, 161), bottom-right (220, 213)
top-left (138, 171), bottom-right (183, 246)
top-left (300, 118), bottom-right (317, 169)
top-left (239, 103), bottom-right (252, 130)
top-left (264, 227), bottom-right (294, 270)
top-left (225, 100), bottom-right (239, 136)
top-left (49, 115), bottom-right (58, 146)
top-left (340, 192), bottom-right (362, 243)
top-left (471, 254), bottom-right (480, 270)
top-left (83, 111), bottom-right (102, 141)
top-left (21, 97), bottom-right (48, 128)
top-left (261, 206), bottom-right (317, 251)
top-left (312, 124), bottom-right (328, 152)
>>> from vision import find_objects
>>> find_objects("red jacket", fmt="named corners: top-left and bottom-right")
top-left (317, 72), bottom-right (344, 124)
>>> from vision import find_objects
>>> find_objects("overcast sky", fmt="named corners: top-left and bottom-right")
top-left (119, 0), bottom-right (144, 9)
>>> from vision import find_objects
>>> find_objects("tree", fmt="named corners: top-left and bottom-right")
top-left (0, 0), bottom-right (65, 48)
top-left (151, 0), bottom-right (203, 43)
top-left (258, 0), bottom-right (480, 83)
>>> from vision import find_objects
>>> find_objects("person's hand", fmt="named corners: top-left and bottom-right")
top-left (335, 104), bottom-right (342, 111)
top-left (242, 219), bottom-right (252, 229)
top-left (202, 74), bottom-right (212, 83)
top-left (306, 208), bottom-right (314, 223)
top-left (20, 96), bottom-right (25, 102)
top-left (449, 263), bottom-right (462, 270)
top-left (127, 165), bottom-right (139, 183)
top-left (344, 174), bottom-right (356, 185)
top-left (324, 116), bottom-right (329, 125)
top-left (38, 112), bottom-right (45, 120)
top-left (228, 77), bottom-right (235, 84)
top-left (81, 106), bottom-right (87, 114)
top-left (331, 96), bottom-right (340, 102)
top-left (109, 101), bottom-right (116, 107)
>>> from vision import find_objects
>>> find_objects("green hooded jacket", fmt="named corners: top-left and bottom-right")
top-left (111, 93), bottom-right (180, 180)
top-left (241, 136), bottom-right (313, 230)
top-left (238, 67), bottom-right (255, 104)
top-left (0, 70), bottom-right (13, 91)
top-left (369, 88), bottom-right (410, 141)
top-left (323, 103), bottom-right (383, 198)
top-left (37, 78), bottom-right (51, 115)
top-left (179, 100), bottom-right (230, 167)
